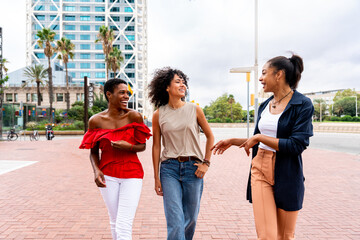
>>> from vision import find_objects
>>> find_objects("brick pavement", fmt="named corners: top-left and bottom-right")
top-left (0, 139), bottom-right (359, 240)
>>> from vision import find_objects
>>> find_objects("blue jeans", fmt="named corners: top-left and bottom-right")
top-left (160, 159), bottom-right (204, 240)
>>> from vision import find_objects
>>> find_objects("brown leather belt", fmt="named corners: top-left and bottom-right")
top-left (176, 156), bottom-right (200, 162)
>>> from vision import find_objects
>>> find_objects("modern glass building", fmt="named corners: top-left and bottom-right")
top-left (26, 0), bottom-right (149, 115)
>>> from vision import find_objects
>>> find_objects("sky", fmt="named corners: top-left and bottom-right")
top-left (1, 0), bottom-right (360, 107)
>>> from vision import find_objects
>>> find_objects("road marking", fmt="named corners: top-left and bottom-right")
top-left (0, 160), bottom-right (37, 175)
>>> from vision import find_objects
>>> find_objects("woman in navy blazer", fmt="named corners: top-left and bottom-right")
top-left (212, 54), bottom-right (314, 240)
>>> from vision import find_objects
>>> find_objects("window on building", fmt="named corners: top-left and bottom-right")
top-left (95, 0), bottom-right (105, 2)
top-left (80, 16), bottom-right (91, 21)
top-left (125, 16), bottom-right (133, 22)
top-left (51, 25), bottom-right (59, 30)
top-left (54, 35), bottom-right (60, 40)
top-left (64, 6), bottom-right (76, 11)
top-left (80, 53), bottom-right (91, 59)
top-left (80, 35), bottom-right (90, 40)
top-left (95, 63), bottom-right (105, 69)
top-left (113, 44), bottom-right (120, 49)
top-left (111, 16), bottom-right (120, 21)
top-left (126, 63), bottom-right (135, 69)
top-left (65, 25), bottom-right (75, 30)
top-left (26, 93), bottom-right (31, 102)
top-left (6, 93), bottom-right (13, 102)
top-left (56, 93), bottom-right (64, 102)
top-left (35, 15), bottom-right (45, 20)
top-left (64, 15), bottom-right (76, 21)
top-left (69, 72), bottom-right (76, 78)
top-left (31, 93), bottom-right (37, 102)
top-left (80, 44), bottom-right (90, 50)
top-left (64, 34), bottom-right (75, 40)
top-left (14, 93), bottom-right (18, 102)
top-left (110, 26), bottom-right (117, 31)
top-left (95, 16), bottom-right (105, 22)
top-left (125, 26), bottom-right (134, 31)
top-left (124, 7), bottom-right (133, 12)
top-left (34, 5), bottom-right (44, 11)
top-left (127, 0), bottom-right (134, 3)
top-left (76, 93), bottom-right (85, 101)
top-left (80, 0), bottom-right (90, 2)
top-left (95, 44), bottom-right (102, 50)
top-left (80, 25), bottom-right (90, 31)
top-left (95, 7), bottom-right (105, 12)
top-left (50, 15), bottom-right (58, 21)
top-left (67, 62), bottom-right (75, 68)
top-left (125, 44), bottom-right (133, 50)
top-left (50, 5), bottom-right (58, 11)
top-left (95, 25), bottom-right (101, 31)
top-left (34, 24), bottom-right (42, 30)
top-left (126, 35), bottom-right (135, 41)
top-left (81, 63), bottom-right (91, 69)
top-left (35, 53), bottom-right (45, 59)
top-left (80, 72), bottom-right (91, 78)
top-left (110, 7), bottom-right (120, 12)
top-left (80, 6), bottom-right (90, 12)
top-left (95, 72), bottom-right (105, 78)
top-left (95, 54), bottom-right (105, 59)
top-left (126, 72), bottom-right (135, 78)
top-left (125, 54), bottom-right (132, 60)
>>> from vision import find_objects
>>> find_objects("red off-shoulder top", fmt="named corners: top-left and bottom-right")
top-left (79, 122), bottom-right (152, 179)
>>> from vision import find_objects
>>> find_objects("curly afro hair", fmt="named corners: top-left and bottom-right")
top-left (148, 67), bottom-right (189, 108)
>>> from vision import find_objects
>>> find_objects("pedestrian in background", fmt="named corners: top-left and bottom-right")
top-left (149, 67), bottom-right (214, 240)
top-left (79, 78), bottom-right (151, 240)
top-left (212, 54), bottom-right (314, 240)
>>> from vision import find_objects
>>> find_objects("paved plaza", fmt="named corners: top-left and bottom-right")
top-left (0, 135), bottom-right (359, 239)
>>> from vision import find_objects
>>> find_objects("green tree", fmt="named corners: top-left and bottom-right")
top-left (333, 89), bottom-right (359, 117)
top-left (108, 47), bottom-right (124, 77)
top-left (23, 64), bottom-right (48, 106)
top-left (55, 37), bottom-right (75, 115)
top-left (37, 28), bottom-right (56, 122)
top-left (0, 57), bottom-right (9, 140)
top-left (95, 26), bottom-right (114, 81)
top-left (203, 93), bottom-right (243, 122)
top-left (313, 99), bottom-right (327, 121)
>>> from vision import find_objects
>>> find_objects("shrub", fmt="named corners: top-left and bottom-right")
top-left (341, 115), bottom-right (352, 121)
top-left (25, 121), bottom-right (38, 130)
top-left (330, 116), bottom-right (340, 121)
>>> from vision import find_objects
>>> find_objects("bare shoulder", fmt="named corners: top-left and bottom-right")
top-left (88, 111), bottom-right (107, 129)
top-left (128, 110), bottom-right (144, 124)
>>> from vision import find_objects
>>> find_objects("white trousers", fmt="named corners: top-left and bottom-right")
top-left (99, 175), bottom-right (143, 240)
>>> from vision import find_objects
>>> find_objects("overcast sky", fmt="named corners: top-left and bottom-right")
top-left (1, 0), bottom-right (359, 107)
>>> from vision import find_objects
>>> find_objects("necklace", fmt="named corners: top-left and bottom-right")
top-left (272, 90), bottom-right (292, 108)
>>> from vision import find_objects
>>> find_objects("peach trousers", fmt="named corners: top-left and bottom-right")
top-left (251, 148), bottom-right (299, 240)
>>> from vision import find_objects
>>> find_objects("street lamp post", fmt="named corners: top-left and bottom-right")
top-left (230, 66), bottom-right (255, 138)
top-left (349, 95), bottom-right (358, 117)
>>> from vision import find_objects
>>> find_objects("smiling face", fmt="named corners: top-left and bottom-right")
top-left (259, 62), bottom-right (281, 93)
top-left (107, 83), bottom-right (130, 109)
top-left (166, 74), bottom-right (187, 98)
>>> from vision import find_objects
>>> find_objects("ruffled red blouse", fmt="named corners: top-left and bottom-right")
top-left (79, 122), bottom-right (152, 179)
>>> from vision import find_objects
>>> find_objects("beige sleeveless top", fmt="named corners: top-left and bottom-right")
top-left (159, 102), bottom-right (204, 162)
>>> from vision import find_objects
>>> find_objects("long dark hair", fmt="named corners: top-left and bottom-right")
top-left (148, 67), bottom-right (189, 108)
top-left (268, 54), bottom-right (304, 89)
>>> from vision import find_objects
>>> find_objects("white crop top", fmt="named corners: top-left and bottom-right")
top-left (258, 102), bottom-right (283, 152)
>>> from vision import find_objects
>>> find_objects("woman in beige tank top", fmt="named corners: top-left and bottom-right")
top-left (149, 67), bottom-right (214, 240)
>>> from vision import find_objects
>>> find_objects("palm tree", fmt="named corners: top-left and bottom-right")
top-left (37, 28), bottom-right (56, 122)
top-left (108, 47), bottom-right (124, 77)
top-left (23, 64), bottom-right (48, 106)
top-left (95, 26), bottom-right (114, 81)
top-left (55, 37), bottom-right (75, 114)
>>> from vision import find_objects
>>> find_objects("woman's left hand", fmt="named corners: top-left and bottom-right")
top-left (239, 134), bottom-right (260, 156)
top-left (111, 140), bottom-right (131, 150)
top-left (194, 163), bottom-right (208, 179)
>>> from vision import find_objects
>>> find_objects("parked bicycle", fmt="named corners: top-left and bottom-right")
top-left (7, 127), bottom-right (18, 141)
top-left (30, 130), bottom-right (40, 141)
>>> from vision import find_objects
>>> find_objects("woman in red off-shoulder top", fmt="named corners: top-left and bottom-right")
top-left (79, 78), bottom-right (151, 240)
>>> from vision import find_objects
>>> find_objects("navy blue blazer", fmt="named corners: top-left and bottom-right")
top-left (246, 90), bottom-right (314, 211)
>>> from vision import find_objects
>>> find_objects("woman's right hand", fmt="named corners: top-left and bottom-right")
top-left (211, 139), bottom-right (232, 155)
top-left (154, 178), bottom-right (163, 196)
top-left (94, 170), bottom-right (106, 188)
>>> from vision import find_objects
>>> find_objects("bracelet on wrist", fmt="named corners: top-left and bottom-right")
top-left (203, 159), bottom-right (210, 167)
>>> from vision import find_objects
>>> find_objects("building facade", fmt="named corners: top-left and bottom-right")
top-left (25, 0), bottom-right (150, 117)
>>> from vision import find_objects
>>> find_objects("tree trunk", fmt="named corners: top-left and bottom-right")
top-left (47, 57), bottom-right (53, 123)
top-left (36, 81), bottom-right (41, 106)
top-left (65, 64), bottom-right (70, 119)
